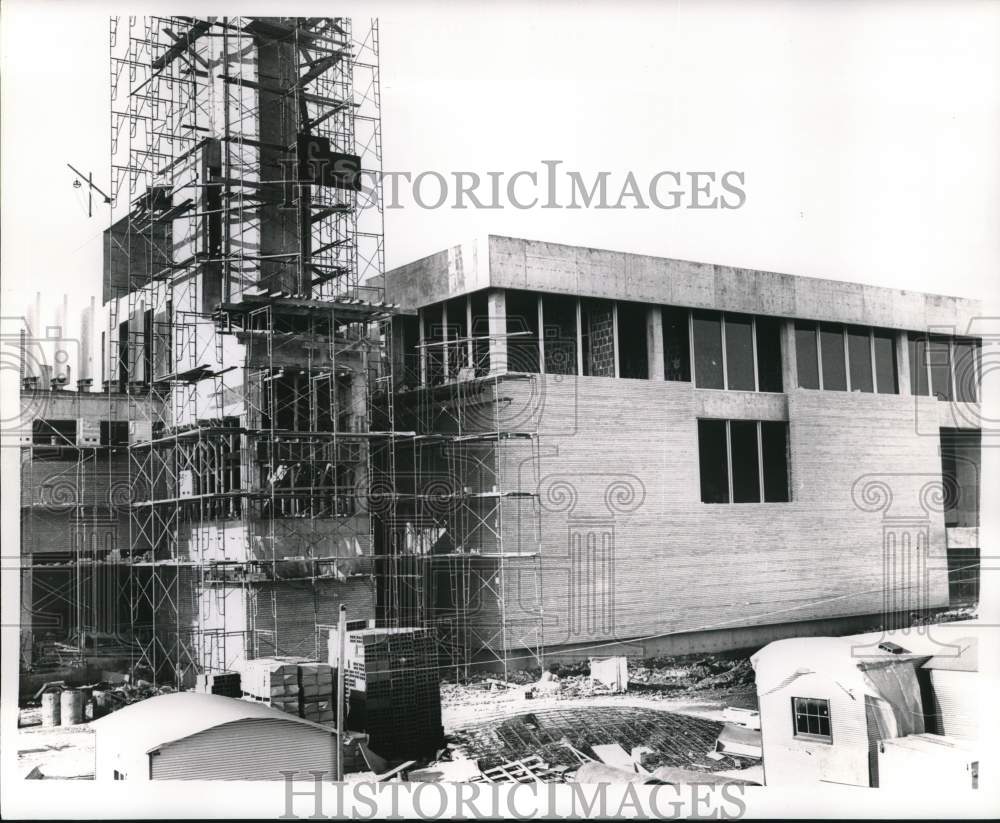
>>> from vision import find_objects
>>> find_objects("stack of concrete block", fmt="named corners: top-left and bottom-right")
top-left (297, 662), bottom-right (335, 724)
top-left (196, 671), bottom-right (241, 698)
top-left (238, 657), bottom-right (305, 715)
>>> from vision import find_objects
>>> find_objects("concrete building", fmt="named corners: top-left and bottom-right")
top-left (91, 692), bottom-right (347, 780)
top-left (384, 235), bottom-right (983, 666)
top-left (751, 624), bottom-right (980, 788)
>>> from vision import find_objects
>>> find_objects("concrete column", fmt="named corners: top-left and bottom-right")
top-left (576, 299), bottom-right (584, 376)
top-left (418, 310), bottom-right (426, 385)
top-left (612, 302), bottom-right (620, 379)
top-left (647, 306), bottom-right (665, 381)
top-left (537, 296), bottom-right (546, 374)
top-left (465, 296), bottom-right (474, 370)
top-left (898, 331), bottom-right (911, 395)
top-left (487, 289), bottom-right (507, 374)
top-left (441, 300), bottom-right (449, 380)
top-left (781, 320), bottom-right (797, 393)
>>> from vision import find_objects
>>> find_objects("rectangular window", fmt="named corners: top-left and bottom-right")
top-left (542, 293), bottom-right (578, 375)
top-left (693, 310), bottom-right (724, 389)
top-left (847, 325), bottom-right (873, 393)
top-left (697, 419), bottom-right (729, 503)
top-left (761, 421), bottom-right (791, 502)
top-left (32, 419), bottom-right (77, 447)
top-left (100, 421), bottom-right (130, 447)
top-left (908, 334), bottom-right (929, 396)
top-left (617, 301), bottom-right (649, 379)
top-left (724, 313), bottom-right (756, 391)
top-left (422, 303), bottom-right (445, 385)
top-left (755, 316), bottom-right (784, 393)
top-left (699, 419), bottom-right (791, 504)
top-left (792, 697), bottom-right (832, 741)
top-left (795, 322), bottom-right (820, 389)
top-left (928, 334), bottom-right (953, 401)
top-left (730, 420), bottom-right (761, 503)
top-left (873, 330), bottom-right (898, 394)
top-left (953, 338), bottom-right (980, 403)
top-left (819, 323), bottom-right (847, 391)
top-left (662, 306), bottom-right (691, 382)
top-left (506, 289), bottom-right (540, 374)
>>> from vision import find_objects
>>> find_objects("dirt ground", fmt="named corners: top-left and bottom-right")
top-left (15, 653), bottom-right (759, 781)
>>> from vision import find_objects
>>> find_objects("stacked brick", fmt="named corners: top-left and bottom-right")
top-left (330, 627), bottom-right (443, 759)
top-left (298, 661), bottom-right (335, 723)
top-left (196, 670), bottom-right (241, 698)
top-left (237, 657), bottom-right (305, 715)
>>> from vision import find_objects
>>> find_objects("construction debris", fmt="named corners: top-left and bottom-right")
top-left (470, 756), bottom-right (568, 784)
top-left (713, 723), bottom-right (763, 759)
top-left (589, 657), bottom-right (628, 693)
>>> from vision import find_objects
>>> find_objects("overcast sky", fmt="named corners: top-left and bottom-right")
top-left (2, 0), bottom-right (998, 334)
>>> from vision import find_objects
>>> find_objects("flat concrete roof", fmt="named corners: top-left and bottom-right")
top-left (385, 235), bottom-right (982, 334)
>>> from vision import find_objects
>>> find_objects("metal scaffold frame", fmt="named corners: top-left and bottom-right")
top-left (388, 328), bottom-right (546, 680)
top-left (107, 16), bottom-right (388, 686)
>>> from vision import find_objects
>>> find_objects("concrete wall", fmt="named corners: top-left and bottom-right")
top-left (494, 375), bottom-right (950, 652)
top-left (384, 235), bottom-right (982, 334)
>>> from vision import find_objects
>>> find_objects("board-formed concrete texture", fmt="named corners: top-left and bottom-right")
top-left (385, 235), bottom-right (982, 332)
top-left (384, 235), bottom-right (982, 657)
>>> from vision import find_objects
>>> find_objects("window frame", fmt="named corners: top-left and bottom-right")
top-left (697, 418), bottom-right (791, 504)
top-left (791, 696), bottom-right (833, 743)
top-left (912, 332), bottom-right (981, 404)
top-left (690, 311), bottom-right (783, 394)
top-left (797, 322), bottom-right (900, 394)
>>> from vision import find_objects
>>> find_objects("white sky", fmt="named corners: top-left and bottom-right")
top-left (2, 0), bottom-right (999, 332)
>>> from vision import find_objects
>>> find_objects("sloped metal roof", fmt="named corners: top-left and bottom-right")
top-left (91, 691), bottom-right (333, 754)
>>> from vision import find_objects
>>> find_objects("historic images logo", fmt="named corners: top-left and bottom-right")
top-left (536, 473), bottom-right (647, 650)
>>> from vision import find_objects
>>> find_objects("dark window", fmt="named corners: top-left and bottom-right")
top-left (100, 421), bottom-right (130, 447)
top-left (662, 306), bottom-right (691, 382)
top-left (928, 335), bottom-right (953, 401)
top-left (873, 330), bottom-right (898, 394)
top-left (730, 421), bottom-right (761, 503)
top-left (699, 419), bottom-right (791, 504)
top-left (953, 338), bottom-right (980, 403)
top-left (445, 295), bottom-right (470, 379)
top-left (761, 421), bottom-right (790, 502)
top-left (506, 290), bottom-right (540, 374)
top-left (470, 291), bottom-right (490, 377)
top-left (908, 334), bottom-right (929, 396)
top-left (755, 317), bottom-right (784, 393)
top-left (32, 419), bottom-right (77, 447)
top-left (819, 324), bottom-right (847, 391)
top-left (422, 303), bottom-right (445, 385)
top-left (542, 294), bottom-right (578, 376)
top-left (118, 319), bottom-right (129, 388)
top-left (693, 310), bottom-right (724, 389)
top-left (142, 308), bottom-right (154, 384)
top-left (793, 697), bottom-right (832, 741)
top-left (617, 301), bottom-right (649, 379)
top-left (697, 419), bottom-right (729, 503)
top-left (724, 313), bottom-right (756, 391)
top-left (795, 322), bottom-right (820, 389)
top-left (847, 326), bottom-right (873, 392)
top-left (940, 428), bottom-right (981, 528)
top-left (398, 314), bottom-right (420, 386)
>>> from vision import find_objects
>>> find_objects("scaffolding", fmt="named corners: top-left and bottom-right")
top-left (387, 333), bottom-right (546, 680)
top-left (106, 16), bottom-right (388, 686)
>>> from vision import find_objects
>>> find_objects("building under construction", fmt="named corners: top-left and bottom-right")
top-left (18, 16), bottom-right (542, 690)
top-left (18, 16), bottom-right (983, 696)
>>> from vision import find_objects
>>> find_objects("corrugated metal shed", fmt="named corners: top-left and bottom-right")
top-left (92, 692), bottom-right (341, 780)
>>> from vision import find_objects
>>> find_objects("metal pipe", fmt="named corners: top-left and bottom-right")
top-left (335, 603), bottom-right (347, 781)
